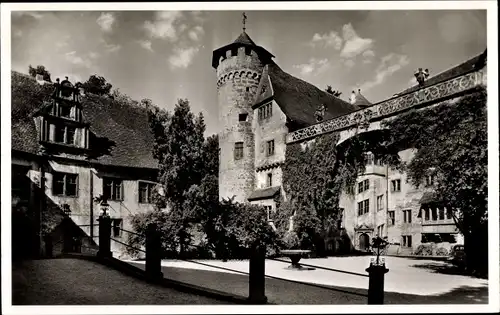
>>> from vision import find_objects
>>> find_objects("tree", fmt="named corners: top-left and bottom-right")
top-left (145, 99), bottom-right (207, 254)
top-left (326, 85), bottom-right (342, 97)
top-left (28, 65), bottom-right (52, 82)
top-left (82, 75), bottom-right (112, 96)
top-left (382, 87), bottom-right (488, 277)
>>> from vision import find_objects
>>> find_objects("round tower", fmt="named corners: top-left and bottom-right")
top-left (212, 29), bottom-right (274, 203)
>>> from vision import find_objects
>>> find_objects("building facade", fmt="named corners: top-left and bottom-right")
top-left (213, 30), bottom-right (485, 255)
top-left (11, 72), bottom-right (159, 258)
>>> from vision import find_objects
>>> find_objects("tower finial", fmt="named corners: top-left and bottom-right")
top-left (242, 12), bottom-right (247, 32)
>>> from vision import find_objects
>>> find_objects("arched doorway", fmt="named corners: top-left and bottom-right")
top-left (359, 233), bottom-right (370, 251)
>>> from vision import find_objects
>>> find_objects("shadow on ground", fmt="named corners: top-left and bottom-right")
top-left (128, 262), bottom-right (489, 305)
top-left (410, 261), bottom-right (470, 276)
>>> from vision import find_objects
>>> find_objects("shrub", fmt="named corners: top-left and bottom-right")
top-left (414, 244), bottom-right (433, 256)
top-left (435, 247), bottom-right (449, 256)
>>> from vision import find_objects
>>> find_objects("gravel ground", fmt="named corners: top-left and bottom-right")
top-left (127, 256), bottom-right (489, 305)
top-left (12, 258), bottom-right (233, 305)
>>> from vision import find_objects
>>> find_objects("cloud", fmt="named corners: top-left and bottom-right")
top-left (97, 12), bottom-right (115, 33)
top-left (138, 40), bottom-right (154, 52)
top-left (293, 58), bottom-right (331, 76)
top-left (310, 31), bottom-right (343, 50)
top-left (12, 11), bottom-right (44, 19)
top-left (144, 11), bottom-right (183, 41)
top-left (340, 23), bottom-right (374, 59)
top-left (89, 52), bottom-right (99, 59)
top-left (359, 53), bottom-right (409, 92)
top-left (168, 46), bottom-right (199, 69)
top-left (64, 51), bottom-right (92, 68)
top-left (100, 39), bottom-right (121, 53)
top-left (344, 59), bottom-right (356, 68)
top-left (188, 26), bottom-right (205, 42)
top-left (362, 49), bottom-right (375, 64)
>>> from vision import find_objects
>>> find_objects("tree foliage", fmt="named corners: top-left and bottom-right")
top-left (326, 85), bottom-right (342, 97)
top-left (28, 65), bottom-right (52, 82)
top-left (82, 75), bottom-right (113, 96)
top-left (127, 99), bottom-right (277, 259)
top-left (382, 87), bottom-right (488, 276)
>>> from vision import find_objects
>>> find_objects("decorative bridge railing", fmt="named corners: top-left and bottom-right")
top-left (286, 67), bottom-right (486, 144)
top-left (46, 215), bottom-right (390, 305)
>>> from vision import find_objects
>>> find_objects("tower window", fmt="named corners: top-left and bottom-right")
top-left (54, 125), bottom-right (76, 145)
top-left (258, 102), bottom-right (272, 120)
top-left (391, 179), bottom-right (401, 192)
top-left (239, 113), bottom-right (248, 122)
top-left (246, 87), bottom-right (250, 92)
top-left (266, 140), bottom-right (275, 156)
top-left (267, 173), bottom-right (273, 187)
top-left (234, 142), bottom-right (244, 160)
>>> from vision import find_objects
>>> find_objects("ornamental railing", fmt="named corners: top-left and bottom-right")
top-left (286, 67), bottom-right (486, 144)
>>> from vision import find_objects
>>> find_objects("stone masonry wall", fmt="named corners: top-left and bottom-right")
top-left (217, 46), bottom-right (263, 202)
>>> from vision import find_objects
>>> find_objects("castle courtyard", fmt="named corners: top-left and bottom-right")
top-left (127, 256), bottom-right (488, 304)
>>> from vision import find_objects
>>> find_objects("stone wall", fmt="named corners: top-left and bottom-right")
top-left (217, 46), bottom-right (264, 202)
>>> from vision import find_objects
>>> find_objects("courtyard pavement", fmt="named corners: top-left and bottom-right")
top-left (12, 258), bottom-right (233, 305)
top-left (127, 256), bottom-right (489, 304)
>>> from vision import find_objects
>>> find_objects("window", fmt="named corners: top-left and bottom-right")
top-left (60, 105), bottom-right (72, 118)
top-left (446, 207), bottom-right (453, 220)
top-left (377, 224), bottom-right (384, 237)
top-left (138, 182), bottom-right (155, 203)
top-left (238, 113), bottom-right (248, 122)
top-left (357, 199), bottom-right (369, 216)
top-left (52, 172), bottom-right (78, 197)
top-left (267, 173), bottom-right (273, 187)
top-left (246, 87), bottom-right (250, 92)
top-left (103, 178), bottom-right (123, 201)
top-left (402, 235), bottom-right (412, 248)
top-left (438, 207), bottom-right (445, 220)
top-left (366, 153), bottom-right (374, 165)
top-left (391, 179), bottom-right (401, 192)
top-left (266, 140), bottom-right (275, 156)
top-left (377, 195), bottom-right (384, 211)
top-left (258, 102), bottom-right (272, 120)
top-left (358, 179), bottom-right (369, 193)
top-left (265, 206), bottom-right (273, 221)
top-left (112, 219), bottom-right (123, 238)
top-left (234, 142), bottom-right (244, 160)
top-left (425, 174), bottom-right (435, 187)
top-left (54, 125), bottom-right (76, 145)
top-left (403, 209), bottom-right (412, 223)
top-left (431, 208), bottom-right (438, 221)
top-left (424, 208), bottom-right (430, 221)
top-left (388, 211), bottom-right (395, 225)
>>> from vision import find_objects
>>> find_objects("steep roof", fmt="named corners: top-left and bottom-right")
top-left (233, 31), bottom-right (256, 46)
top-left (263, 62), bottom-right (358, 127)
top-left (248, 186), bottom-right (281, 201)
top-left (11, 71), bottom-right (158, 169)
top-left (400, 49), bottom-right (486, 95)
top-left (352, 90), bottom-right (372, 107)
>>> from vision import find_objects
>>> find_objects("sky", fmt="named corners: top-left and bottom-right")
top-left (11, 10), bottom-right (487, 136)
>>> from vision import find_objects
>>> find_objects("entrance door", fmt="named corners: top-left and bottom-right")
top-left (359, 233), bottom-right (370, 251)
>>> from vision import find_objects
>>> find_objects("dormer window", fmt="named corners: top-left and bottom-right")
top-left (60, 105), bottom-right (72, 118)
top-left (54, 125), bottom-right (76, 145)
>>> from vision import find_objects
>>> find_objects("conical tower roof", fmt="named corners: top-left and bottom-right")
top-left (233, 31), bottom-right (256, 46)
top-left (352, 89), bottom-right (372, 108)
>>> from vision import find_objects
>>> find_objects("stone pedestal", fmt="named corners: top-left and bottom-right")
top-left (366, 262), bottom-right (389, 304)
top-left (146, 223), bottom-right (163, 280)
top-left (97, 216), bottom-right (112, 258)
top-left (248, 244), bottom-right (267, 304)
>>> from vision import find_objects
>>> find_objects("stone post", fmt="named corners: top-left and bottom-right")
top-left (366, 261), bottom-right (389, 304)
top-left (146, 223), bottom-right (163, 280)
top-left (248, 243), bottom-right (267, 304)
top-left (97, 215), bottom-right (112, 258)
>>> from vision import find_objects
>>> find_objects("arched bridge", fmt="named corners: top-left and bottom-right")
top-left (286, 56), bottom-right (487, 146)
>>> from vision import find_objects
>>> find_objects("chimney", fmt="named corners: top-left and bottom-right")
top-left (35, 74), bottom-right (45, 85)
top-left (350, 90), bottom-right (356, 105)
